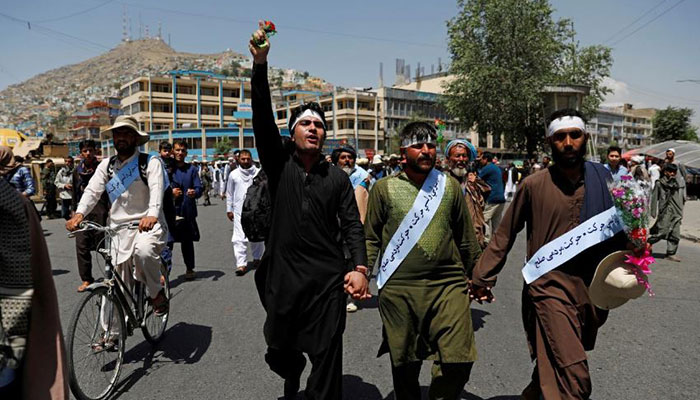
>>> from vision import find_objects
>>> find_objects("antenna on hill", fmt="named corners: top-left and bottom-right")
top-left (145, 24), bottom-right (150, 39)
top-left (158, 21), bottom-right (162, 40)
top-left (122, 5), bottom-right (130, 42)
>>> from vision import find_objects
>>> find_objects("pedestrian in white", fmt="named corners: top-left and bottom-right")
top-left (649, 159), bottom-right (662, 189)
top-left (212, 162), bottom-right (223, 197)
top-left (220, 157), bottom-right (236, 199)
top-left (225, 149), bottom-right (264, 276)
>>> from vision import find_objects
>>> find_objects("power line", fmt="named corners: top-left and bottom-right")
top-left (33, 0), bottom-right (118, 24)
top-left (610, 0), bottom-right (686, 47)
top-left (0, 12), bottom-right (111, 51)
top-left (603, 0), bottom-right (667, 44)
top-left (117, 1), bottom-right (446, 49)
top-left (620, 81), bottom-right (700, 105)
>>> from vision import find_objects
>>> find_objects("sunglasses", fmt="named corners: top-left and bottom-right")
top-left (298, 119), bottom-right (325, 129)
top-left (551, 129), bottom-right (583, 142)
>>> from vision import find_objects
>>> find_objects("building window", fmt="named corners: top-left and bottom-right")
top-left (222, 88), bottom-right (240, 98)
top-left (200, 86), bottom-right (217, 96)
top-left (223, 106), bottom-right (236, 116)
top-left (358, 120), bottom-right (373, 130)
top-left (244, 136), bottom-right (255, 148)
top-left (176, 104), bottom-right (195, 114)
top-left (277, 110), bottom-right (287, 120)
top-left (152, 103), bottom-right (172, 113)
top-left (152, 83), bottom-right (171, 93)
top-left (201, 105), bottom-right (218, 115)
top-left (478, 133), bottom-right (487, 148)
top-left (177, 85), bottom-right (195, 95)
top-left (152, 122), bottom-right (170, 130)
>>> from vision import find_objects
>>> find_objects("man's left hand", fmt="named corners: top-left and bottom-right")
top-left (139, 216), bottom-right (158, 232)
top-left (344, 267), bottom-right (371, 300)
top-left (187, 188), bottom-right (196, 198)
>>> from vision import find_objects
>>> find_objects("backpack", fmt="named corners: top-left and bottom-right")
top-left (107, 154), bottom-right (177, 233)
top-left (241, 169), bottom-right (271, 242)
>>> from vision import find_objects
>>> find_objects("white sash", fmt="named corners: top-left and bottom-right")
top-left (377, 168), bottom-right (446, 289)
top-left (105, 155), bottom-right (141, 203)
top-left (521, 206), bottom-right (623, 284)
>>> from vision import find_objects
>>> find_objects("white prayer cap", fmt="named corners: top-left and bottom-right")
top-left (666, 148), bottom-right (676, 154)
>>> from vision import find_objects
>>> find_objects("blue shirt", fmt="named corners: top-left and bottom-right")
top-left (604, 164), bottom-right (629, 181)
top-left (8, 166), bottom-right (35, 196)
top-left (478, 163), bottom-right (505, 204)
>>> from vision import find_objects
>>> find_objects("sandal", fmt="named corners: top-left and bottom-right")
top-left (92, 334), bottom-right (119, 352)
top-left (151, 289), bottom-right (169, 317)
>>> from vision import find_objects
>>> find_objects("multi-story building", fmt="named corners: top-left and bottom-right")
top-left (588, 104), bottom-right (656, 150)
top-left (620, 104), bottom-right (656, 148)
top-left (382, 72), bottom-right (508, 154)
top-left (273, 89), bottom-right (383, 155)
top-left (587, 107), bottom-right (625, 148)
top-left (119, 70), bottom-right (252, 131)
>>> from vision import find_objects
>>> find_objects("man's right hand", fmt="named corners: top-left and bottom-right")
top-left (227, 211), bottom-right (234, 222)
top-left (248, 20), bottom-right (270, 64)
top-left (172, 187), bottom-right (183, 198)
top-left (468, 282), bottom-right (495, 304)
top-left (66, 213), bottom-right (84, 231)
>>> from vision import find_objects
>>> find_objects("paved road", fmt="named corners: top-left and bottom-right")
top-left (44, 200), bottom-right (700, 399)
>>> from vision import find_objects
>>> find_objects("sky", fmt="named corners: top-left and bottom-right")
top-left (1, 0), bottom-right (699, 124)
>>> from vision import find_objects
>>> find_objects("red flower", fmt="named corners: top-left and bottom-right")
top-left (631, 228), bottom-right (647, 241)
top-left (263, 21), bottom-right (276, 33)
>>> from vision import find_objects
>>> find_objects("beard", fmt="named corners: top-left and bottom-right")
top-left (406, 154), bottom-right (435, 174)
top-left (115, 140), bottom-right (136, 157)
top-left (450, 166), bottom-right (467, 178)
top-left (551, 142), bottom-right (587, 169)
top-left (341, 166), bottom-right (353, 176)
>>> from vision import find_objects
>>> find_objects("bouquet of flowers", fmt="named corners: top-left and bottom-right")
top-left (609, 175), bottom-right (655, 295)
top-left (253, 20), bottom-right (277, 48)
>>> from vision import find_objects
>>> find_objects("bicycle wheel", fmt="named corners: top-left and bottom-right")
top-left (141, 262), bottom-right (170, 344)
top-left (67, 286), bottom-right (126, 400)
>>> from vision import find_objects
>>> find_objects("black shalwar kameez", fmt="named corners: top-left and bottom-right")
top-left (252, 62), bottom-right (367, 399)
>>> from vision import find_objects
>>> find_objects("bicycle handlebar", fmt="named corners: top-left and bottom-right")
top-left (67, 221), bottom-right (139, 238)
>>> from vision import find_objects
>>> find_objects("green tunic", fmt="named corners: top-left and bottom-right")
top-left (365, 171), bottom-right (481, 366)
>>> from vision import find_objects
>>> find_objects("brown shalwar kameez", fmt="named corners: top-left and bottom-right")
top-left (472, 165), bottom-right (625, 400)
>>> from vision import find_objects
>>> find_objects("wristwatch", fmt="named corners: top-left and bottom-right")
top-left (354, 266), bottom-right (370, 279)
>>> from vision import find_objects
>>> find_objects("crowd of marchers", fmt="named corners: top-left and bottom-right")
top-left (0, 23), bottom-right (693, 400)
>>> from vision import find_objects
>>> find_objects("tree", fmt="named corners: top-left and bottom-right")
top-left (443, 0), bottom-right (613, 155)
top-left (214, 137), bottom-right (234, 156)
top-left (652, 107), bottom-right (698, 142)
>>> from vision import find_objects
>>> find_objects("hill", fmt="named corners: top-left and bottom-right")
top-left (0, 39), bottom-right (332, 133)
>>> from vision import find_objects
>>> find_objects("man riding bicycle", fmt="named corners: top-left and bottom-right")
top-left (66, 115), bottom-right (169, 320)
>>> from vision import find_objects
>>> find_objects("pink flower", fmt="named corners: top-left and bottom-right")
top-left (612, 189), bottom-right (625, 198)
top-left (621, 175), bottom-right (633, 181)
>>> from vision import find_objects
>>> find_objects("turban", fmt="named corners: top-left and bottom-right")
top-left (445, 139), bottom-right (477, 161)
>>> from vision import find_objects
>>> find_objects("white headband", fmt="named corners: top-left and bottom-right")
top-left (290, 109), bottom-right (326, 131)
top-left (547, 116), bottom-right (586, 137)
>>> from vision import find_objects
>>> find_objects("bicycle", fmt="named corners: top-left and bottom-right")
top-left (65, 221), bottom-right (171, 400)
